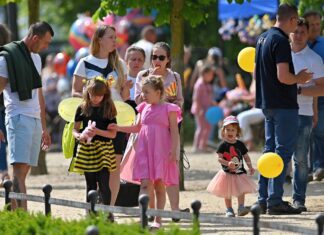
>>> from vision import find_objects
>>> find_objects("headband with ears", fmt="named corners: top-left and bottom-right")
top-left (82, 75), bottom-right (115, 88)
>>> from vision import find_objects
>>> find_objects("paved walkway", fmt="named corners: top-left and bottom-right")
top-left (0, 147), bottom-right (323, 234)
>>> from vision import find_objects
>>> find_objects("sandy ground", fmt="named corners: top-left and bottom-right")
top-left (1, 147), bottom-right (324, 234)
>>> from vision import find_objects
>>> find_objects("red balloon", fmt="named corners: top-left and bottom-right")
top-left (54, 52), bottom-right (69, 76)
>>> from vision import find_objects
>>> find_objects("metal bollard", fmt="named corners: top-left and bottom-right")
top-left (86, 225), bottom-right (99, 235)
top-left (138, 194), bottom-right (149, 229)
top-left (251, 204), bottom-right (261, 235)
top-left (88, 190), bottom-right (98, 215)
top-left (191, 200), bottom-right (202, 230)
top-left (42, 184), bottom-right (52, 216)
top-left (3, 180), bottom-right (12, 211)
top-left (316, 213), bottom-right (324, 235)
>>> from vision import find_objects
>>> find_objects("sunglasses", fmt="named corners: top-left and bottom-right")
top-left (152, 55), bottom-right (166, 61)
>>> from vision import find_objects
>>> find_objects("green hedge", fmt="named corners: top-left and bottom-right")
top-left (0, 210), bottom-right (200, 235)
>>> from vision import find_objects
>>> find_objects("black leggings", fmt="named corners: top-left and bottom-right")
top-left (85, 168), bottom-right (111, 205)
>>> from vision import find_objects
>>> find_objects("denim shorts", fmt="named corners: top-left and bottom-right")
top-left (5, 114), bottom-right (42, 166)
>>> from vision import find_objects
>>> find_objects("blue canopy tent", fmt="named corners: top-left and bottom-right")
top-left (218, 0), bottom-right (278, 20)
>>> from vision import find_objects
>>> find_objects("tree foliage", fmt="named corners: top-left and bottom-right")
top-left (280, 0), bottom-right (323, 16)
top-left (93, 0), bottom-right (251, 26)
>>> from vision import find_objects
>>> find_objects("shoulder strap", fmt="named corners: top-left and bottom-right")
top-left (84, 60), bottom-right (114, 78)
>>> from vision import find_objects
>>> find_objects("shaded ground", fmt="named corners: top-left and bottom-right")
top-left (0, 147), bottom-right (323, 234)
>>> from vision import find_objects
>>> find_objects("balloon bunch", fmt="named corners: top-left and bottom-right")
top-left (218, 14), bottom-right (275, 45)
top-left (68, 10), bottom-right (156, 59)
top-left (69, 15), bottom-right (96, 51)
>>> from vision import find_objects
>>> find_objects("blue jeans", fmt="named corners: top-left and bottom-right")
top-left (0, 109), bottom-right (7, 171)
top-left (292, 115), bottom-right (312, 204)
top-left (311, 100), bottom-right (324, 171)
top-left (258, 109), bottom-right (298, 207)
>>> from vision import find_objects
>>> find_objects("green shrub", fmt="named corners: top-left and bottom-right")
top-left (0, 210), bottom-right (200, 235)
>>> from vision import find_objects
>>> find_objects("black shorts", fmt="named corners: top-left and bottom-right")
top-left (113, 132), bottom-right (127, 155)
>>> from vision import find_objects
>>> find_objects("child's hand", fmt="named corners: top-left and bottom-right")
top-left (124, 79), bottom-right (134, 89)
top-left (228, 161), bottom-right (236, 170)
top-left (248, 167), bottom-right (255, 176)
top-left (108, 123), bottom-right (119, 131)
top-left (79, 134), bottom-right (87, 143)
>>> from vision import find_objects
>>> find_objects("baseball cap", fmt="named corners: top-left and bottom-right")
top-left (222, 115), bottom-right (239, 127)
top-left (208, 47), bottom-right (222, 58)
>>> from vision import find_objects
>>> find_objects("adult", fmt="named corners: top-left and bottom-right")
top-left (135, 42), bottom-right (186, 220)
top-left (0, 24), bottom-right (11, 187)
top-left (72, 25), bottom-right (131, 208)
top-left (124, 45), bottom-right (145, 110)
top-left (189, 47), bottom-right (227, 94)
top-left (254, 4), bottom-right (312, 215)
top-left (0, 21), bottom-right (53, 210)
top-left (303, 10), bottom-right (324, 181)
top-left (236, 79), bottom-right (264, 151)
top-left (303, 11), bottom-right (324, 60)
top-left (133, 25), bottom-right (157, 69)
top-left (290, 18), bottom-right (324, 211)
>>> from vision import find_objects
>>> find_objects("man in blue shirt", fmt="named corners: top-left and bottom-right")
top-left (255, 3), bottom-right (313, 215)
top-left (303, 11), bottom-right (324, 182)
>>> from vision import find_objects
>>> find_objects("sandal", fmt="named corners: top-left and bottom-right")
top-left (149, 222), bottom-right (161, 230)
top-left (172, 208), bottom-right (190, 222)
top-left (0, 171), bottom-right (10, 188)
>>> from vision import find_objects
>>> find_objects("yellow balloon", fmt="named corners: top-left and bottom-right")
top-left (58, 97), bottom-right (83, 122)
top-left (114, 101), bottom-right (136, 126)
top-left (237, 47), bottom-right (256, 72)
top-left (257, 152), bottom-right (284, 178)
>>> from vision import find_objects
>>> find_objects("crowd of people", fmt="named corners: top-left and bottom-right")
top-left (0, 3), bottom-right (323, 228)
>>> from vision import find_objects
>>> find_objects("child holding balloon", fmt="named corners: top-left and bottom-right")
top-left (191, 65), bottom-right (217, 153)
top-left (72, 77), bottom-right (117, 220)
top-left (109, 75), bottom-right (181, 228)
top-left (207, 115), bottom-right (256, 217)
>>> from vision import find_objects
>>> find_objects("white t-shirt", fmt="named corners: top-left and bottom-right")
top-left (0, 54), bottom-right (42, 119)
top-left (133, 39), bottom-right (153, 70)
top-left (292, 46), bottom-right (324, 116)
top-left (74, 55), bottom-right (127, 101)
top-left (127, 74), bottom-right (136, 100)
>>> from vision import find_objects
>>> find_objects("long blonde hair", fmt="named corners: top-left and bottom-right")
top-left (90, 24), bottom-right (125, 91)
top-left (82, 77), bottom-right (117, 119)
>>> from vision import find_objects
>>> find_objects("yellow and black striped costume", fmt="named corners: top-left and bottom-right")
top-left (71, 105), bottom-right (117, 173)
top-left (74, 139), bottom-right (116, 173)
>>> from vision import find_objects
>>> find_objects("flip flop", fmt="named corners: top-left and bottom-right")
top-left (0, 172), bottom-right (10, 188)
top-left (172, 208), bottom-right (190, 222)
top-left (149, 222), bottom-right (161, 230)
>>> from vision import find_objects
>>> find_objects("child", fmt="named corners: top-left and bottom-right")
top-left (207, 115), bottom-right (256, 217)
top-left (109, 75), bottom-right (181, 228)
top-left (191, 65), bottom-right (217, 153)
top-left (72, 77), bottom-right (117, 220)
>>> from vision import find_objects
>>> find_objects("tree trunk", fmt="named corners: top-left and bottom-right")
top-left (28, 0), bottom-right (39, 26)
top-left (5, 2), bottom-right (19, 40)
top-left (170, 0), bottom-right (185, 191)
top-left (27, 0), bottom-right (47, 176)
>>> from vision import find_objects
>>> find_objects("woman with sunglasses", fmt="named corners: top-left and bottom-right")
top-left (134, 41), bottom-right (187, 221)
top-left (72, 25), bottom-right (132, 212)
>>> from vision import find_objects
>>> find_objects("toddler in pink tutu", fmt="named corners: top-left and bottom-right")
top-left (109, 75), bottom-right (181, 228)
top-left (207, 115), bottom-right (257, 217)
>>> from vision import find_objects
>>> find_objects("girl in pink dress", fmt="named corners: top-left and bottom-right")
top-left (191, 64), bottom-right (217, 152)
top-left (109, 75), bottom-right (181, 228)
top-left (207, 115), bottom-right (257, 217)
